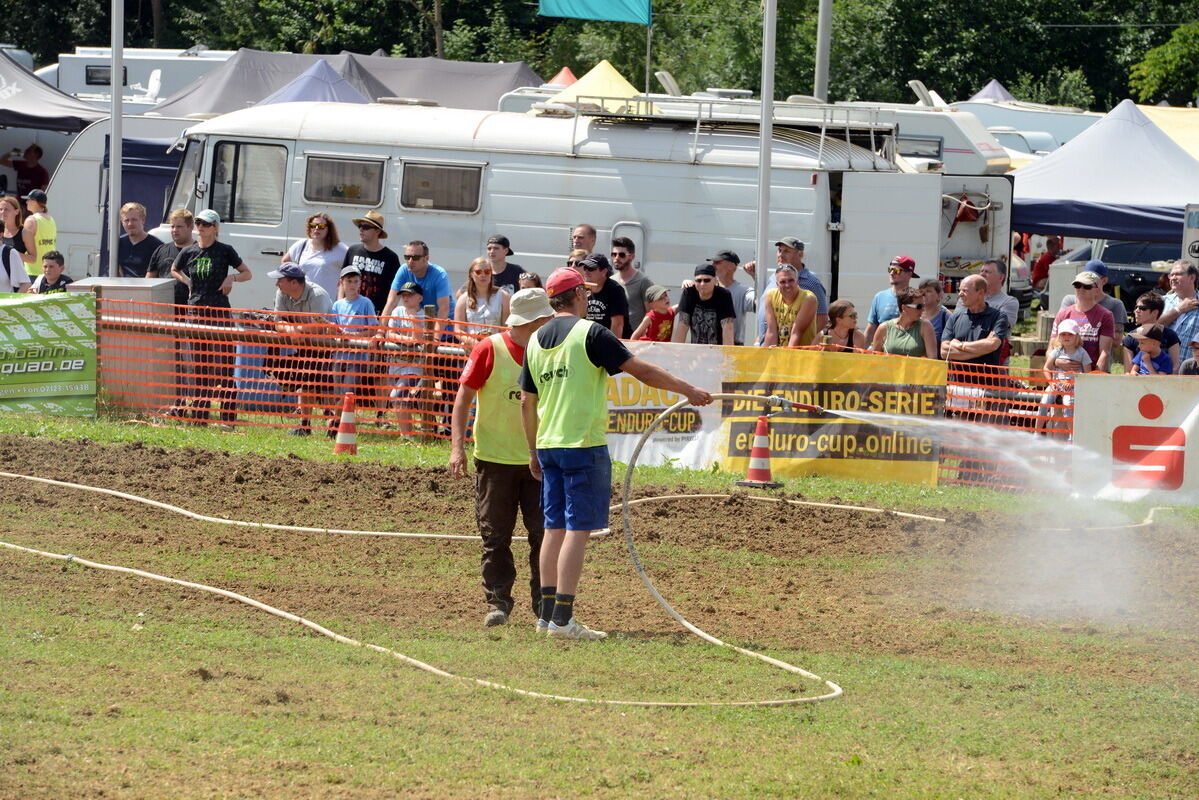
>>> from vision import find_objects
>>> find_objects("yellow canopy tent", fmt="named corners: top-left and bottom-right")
top-left (535, 59), bottom-right (654, 114)
top-left (1138, 105), bottom-right (1199, 160)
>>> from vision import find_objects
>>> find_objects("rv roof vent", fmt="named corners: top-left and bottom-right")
top-left (377, 96), bottom-right (440, 107)
top-left (785, 94), bottom-right (822, 105)
top-left (704, 88), bottom-right (753, 99)
top-left (531, 102), bottom-right (579, 116)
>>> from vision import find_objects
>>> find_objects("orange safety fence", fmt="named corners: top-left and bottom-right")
top-left (95, 298), bottom-right (504, 438)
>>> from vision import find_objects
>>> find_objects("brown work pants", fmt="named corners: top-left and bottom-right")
top-left (475, 458), bottom-right (544, 617)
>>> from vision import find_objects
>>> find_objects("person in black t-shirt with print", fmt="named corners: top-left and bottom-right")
top-left (673, 263), bottom-right (736, 345)
top-left (170, 209), bottom-right (252, 426)
top-left (578, 253), bottom-right (628, 337)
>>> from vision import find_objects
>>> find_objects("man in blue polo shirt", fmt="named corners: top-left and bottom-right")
top-left (381, 240), bottom-right (452, 328)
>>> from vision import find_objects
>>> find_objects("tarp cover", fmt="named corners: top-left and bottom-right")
top-left (1012, 99), bottom-right (1199, 241)
top-left (256, 59), bottom-right (370, 106)
top-left (150, 49), bottom-right (541, 117)
top-left (968, 79), bottom-right (1016, 103)
top-left (0, 49), bottom-right (107, 132)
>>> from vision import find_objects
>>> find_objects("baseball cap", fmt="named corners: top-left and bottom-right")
top-left (487, 234), bottom-right (514, 256)
top-left (21, 189), bottom-right (47, 204)
top-left (1133, 324), bottom-right (1165, 343)
top-left (339, 265), bottom-right (362, 278)
top-left (1056, 319), bottom-right (1081, 336)
top-left (694, 263), bottom-right (717, 277)
top-left (890, 255), bottom-right (919, 277)
top-left (1073, 270), bottom-right (1101, 287)
top-left (774, 236), bottom-right (805, 251)
top-left (398, 281), bottom-right (423, 296)
top-left (506, 288), bottom-right (553, 326)
top-left (645, 284), bottom-right (668, 302)
top-left (546, 267), bottom-right (591, 297)
top-left (268, 263), bottom-right (305, 280)
top-left (195, 209), bottom-right (220, 225)
top-left (578, 253), bottom-right (611, 275)
top-left (1084, 258), bottom-right (1108, 277)
top-left (350, 210), bottom-right (387, 238)
top-left (709, 249), bottom-right (740, 265)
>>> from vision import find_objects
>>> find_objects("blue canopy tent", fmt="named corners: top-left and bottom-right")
top-left (255, 59), bottom-right (370, 106)
top-left (1012, 100), bottom-right (1199, 242)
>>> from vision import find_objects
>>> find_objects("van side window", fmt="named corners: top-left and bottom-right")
top-left (897, 135), bottom-right (943, 160)
top-left (210, 141), bottom-right (287, 225)
top-left (400, 163), bottom-right (481, 213)
top-left (304, 157), bottom-right (384, 206)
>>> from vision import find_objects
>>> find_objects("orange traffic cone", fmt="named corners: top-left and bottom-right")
top-left (735, 416), bottom-right (783, 489)
top-left (333, 392), bottom-right (358, 455)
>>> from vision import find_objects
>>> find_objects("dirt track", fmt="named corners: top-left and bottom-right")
top-left (2, 433), bottom-right (1197, 671)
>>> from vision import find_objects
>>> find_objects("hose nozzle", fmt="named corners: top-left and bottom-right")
top-left (764, 395), bottom-right (825, 417)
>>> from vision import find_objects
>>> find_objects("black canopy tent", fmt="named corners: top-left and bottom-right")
top-left (0, 50), bottom-right (107, 133)
top-left (148, 49), bottom-right (542, 118)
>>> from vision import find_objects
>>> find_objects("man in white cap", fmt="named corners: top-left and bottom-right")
top-left (520, 268), bottom-right (712, 640)
top-left (450, 288), bottom-right (554, 627)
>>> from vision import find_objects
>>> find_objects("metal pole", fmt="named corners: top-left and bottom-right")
top-left (813, 0), bottom-right (832, 102)
top-left (645, 24), bottom-right (652, 94)
top-left (107, 0), bottom-right (123, 277)
top-left (755, 0), bottom-right (777, 314)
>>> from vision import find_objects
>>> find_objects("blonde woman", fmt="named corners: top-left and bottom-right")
top-left (454, 256), bottom-right (510, 354)
top-left (0, 195), bottom-right (25, 251)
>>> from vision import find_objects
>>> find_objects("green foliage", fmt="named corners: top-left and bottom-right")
top-left (1009, 66), bottom-right (1096, 108)
top-left (1130, 21), bottom-right (1199, 104)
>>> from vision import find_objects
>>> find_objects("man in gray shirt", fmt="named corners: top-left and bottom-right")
top-left (611, 236), bottom-right (651, 339)
top-left (712, 250), bottom-right (754, 345)
top-left (267, 263), bottom-right (338, 436)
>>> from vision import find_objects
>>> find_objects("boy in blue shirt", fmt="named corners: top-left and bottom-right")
top-left (1130, 325), bottom-right (1172, 375)
top-left (330, 266), bottom-right (379, 436)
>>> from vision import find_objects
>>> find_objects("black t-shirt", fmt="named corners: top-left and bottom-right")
top-left (343, 244), bottom-right (402, 314)
top-left (518, 316), bottom-right (633, 393)
top-left (117, 234), bottom-right (163, 278)
top-left (1, 232), bottom-right (26, 254)
top-left (149, 241), bottom-right (189, 306)
top-left (33, 274), bottom-right (73, 294)
top-left (677, 285), bottom-right (736, 345)
top-left (941, 304), bottom-right (1010, 367)
top-left (585, 278), bottom-right (629, 333)
top-left (492, 262), bottom-right (523, 294)
top-left (174, 241), bottom-right (243, 307)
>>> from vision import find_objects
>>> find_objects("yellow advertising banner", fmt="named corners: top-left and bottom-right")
top-left (606, 343), bottom-right (947, 486)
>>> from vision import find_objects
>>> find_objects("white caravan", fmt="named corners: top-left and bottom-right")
top-left (950, 99), bottom-right (1101, 148)
top-left (45, 115), bottom-right (192, 272)
top-left (151, 100), bottom-right (1011, 313)
top-left (35, 46), bottom-right (236, 112)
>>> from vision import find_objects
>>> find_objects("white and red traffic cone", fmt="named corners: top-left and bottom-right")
top-left (333, 392), bottom-right (358, 455)
top-left (736, 415), bottom-right (783, 489)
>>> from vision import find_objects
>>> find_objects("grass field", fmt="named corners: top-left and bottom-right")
top-left (1, 413), bottom-right (1197, 799)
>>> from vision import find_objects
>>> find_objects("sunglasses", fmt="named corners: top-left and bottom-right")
top-left (473, 269), bottom-right (493, 275)
top-left (566, 260), bottom-right (580, 267)
top-left (307, 222), bottom-right (327, 230)
top-left (357, 223), bottom-right (378, 231)
top-left (1072, 282), bottom-right (1095, 289)
top-left (403, 253), bottom-right (425, 260)
top-left (195, 220), bottom-right (215, 228)
top-left (582, 265), bottom-right (605, 272)
top-left (1135, 305), bottom-right (1151, 311)
top-left (903, 303), bottom-right (924, 310)
top-left (888, 266), bottom-right (908, 274)
top-left (693, 277), bottom-right (713, 284)
top-left (610, 252), bottom-right (631, 258)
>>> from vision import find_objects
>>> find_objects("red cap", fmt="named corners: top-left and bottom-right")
top-left (546, 267), bottom-right (590, 297)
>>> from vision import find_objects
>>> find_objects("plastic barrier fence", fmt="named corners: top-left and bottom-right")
top-left (95, 299), bottom-right (503, 438)
top-left (94, 299), bottom-right (1075, 487)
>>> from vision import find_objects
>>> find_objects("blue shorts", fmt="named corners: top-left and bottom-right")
top-left (538, 445), bottom-right (611, 532)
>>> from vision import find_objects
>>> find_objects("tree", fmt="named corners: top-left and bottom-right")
top-left (1010, 67), bottom-right (1095, 108)
top-left (1130, 21), bottom-right (1199, 104)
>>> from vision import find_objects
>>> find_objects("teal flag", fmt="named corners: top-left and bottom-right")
top-left (539, 0), bottom-right (651, 25)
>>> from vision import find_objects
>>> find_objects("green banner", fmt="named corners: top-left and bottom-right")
top-left (0, 293), bottom-right (96, 417)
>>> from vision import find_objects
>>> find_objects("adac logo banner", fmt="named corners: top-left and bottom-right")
top-left (605, 343), bottom-right (946, 486)
top-left (0, 293), bottom-right (96, 416)
top-left (1074, 375), bottom-right (1198, 503)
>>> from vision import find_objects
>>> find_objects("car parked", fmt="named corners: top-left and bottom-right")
top-left (1049, 239), bottom-right (1180, 313)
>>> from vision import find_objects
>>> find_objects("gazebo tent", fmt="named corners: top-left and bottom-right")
top-left (1011, 99), bottom-right (1199, 241)
top-left (149, 49), bottom-right (541, 117)
top-left (967, 79), bottom-right (1016, 103)
top-left (0, 49), bottom-right (107, 132)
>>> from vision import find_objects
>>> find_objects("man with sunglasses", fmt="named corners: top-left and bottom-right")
top-left (1050, 270), bottom-right (1114, 372)
top-left (578, 253), bottom-right (627, 337)
top-left (343, 211), bottom-right (400, 316)
top-left (673, 263), bottom-right (735, 345)
top-left (381, 240), bottom-right (452, 330)
top-left (1123, 293), bottom-right (1181, 374)
top-left (864, 255), bottom-right (918, 344)
top-left (1058, 259), bottom-right (1127, 335)
top-left (610, 236), bottom-right (651, 338)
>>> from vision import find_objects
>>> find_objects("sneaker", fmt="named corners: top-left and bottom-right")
top-left (289, 426), bottom-right (312, 437)
top-left (484, 608), bottom-right (508, 627)
top-left (547, 618), bottom-right (607, 640)
top-left (535, 619), bottom-right (550, 634)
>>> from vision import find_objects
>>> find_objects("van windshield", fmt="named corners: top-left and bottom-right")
top-left (164, 139), bottom-right (202, 221)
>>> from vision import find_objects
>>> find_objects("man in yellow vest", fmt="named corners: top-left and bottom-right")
top-left (520, 268), bottom-right (712, 640)
top-left (450, 288), bottom-right (555, 627)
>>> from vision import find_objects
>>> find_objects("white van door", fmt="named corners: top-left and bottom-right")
top-left (203, 138), bottom-right (292, 310)
top-left (836, 172), bottom-right (941, 311)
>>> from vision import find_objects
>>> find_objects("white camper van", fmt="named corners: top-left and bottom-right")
top-left (152, 100), bottom-right (1012, 313)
